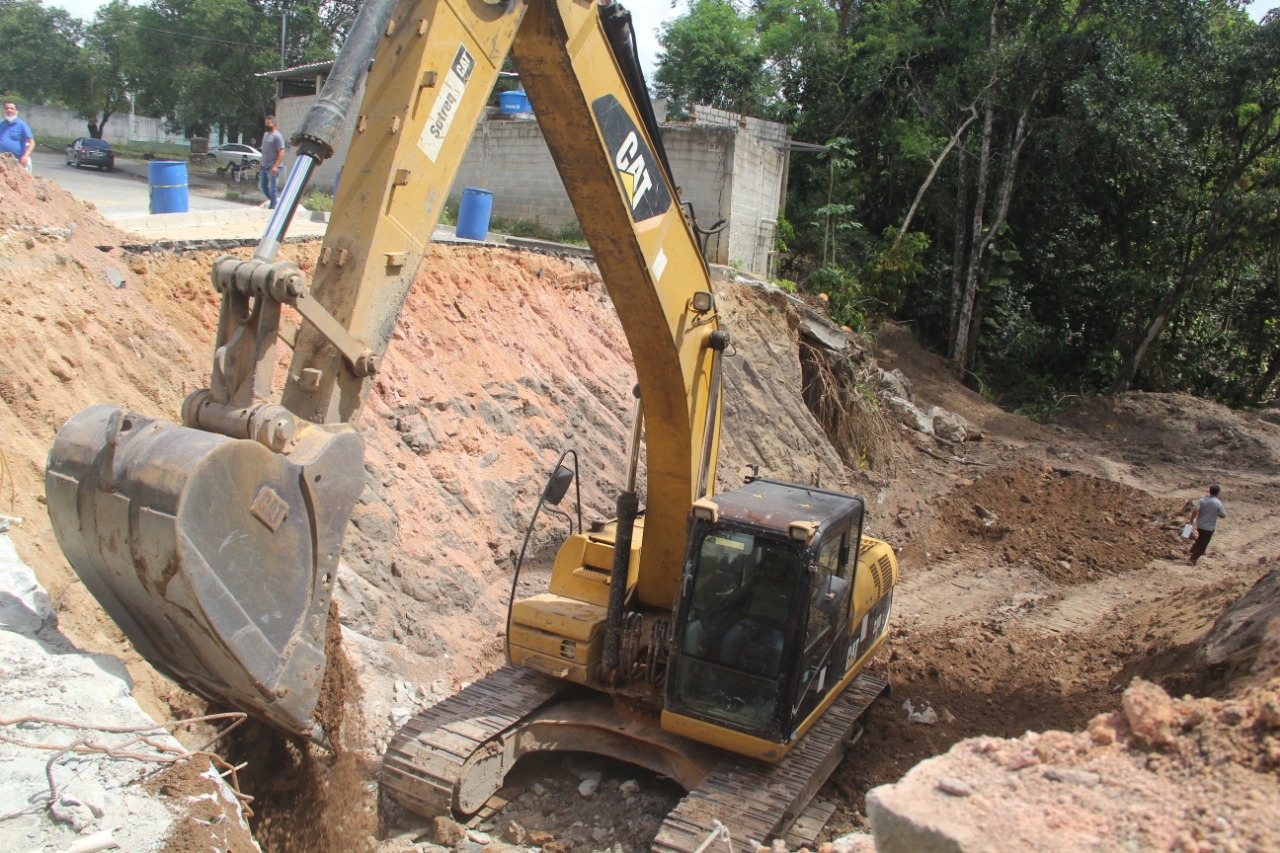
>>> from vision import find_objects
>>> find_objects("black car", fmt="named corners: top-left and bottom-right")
top-left (65, 138), bottom-right (115, 172)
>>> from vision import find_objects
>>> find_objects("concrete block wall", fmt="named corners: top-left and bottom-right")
top-left (677, 104), bottom-right (787, 273)
top-left (728, 131), bottom-right (786, 275)
top-left (450, 117), bottom-right (573, 228)
top-left (661, 125), bottom-right (734, 264)
top-left (276, 90), bottom-right (790, 276)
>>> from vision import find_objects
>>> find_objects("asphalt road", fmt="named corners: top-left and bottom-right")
top-left (33, 146), bottom-right (259, 221)
top-left (27, 146), bottom-right (343, 242)
top-left (28, 145), bottom-right (467, 245)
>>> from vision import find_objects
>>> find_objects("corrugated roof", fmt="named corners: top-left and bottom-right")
top-left (256, 60), bottom-right (335, 80)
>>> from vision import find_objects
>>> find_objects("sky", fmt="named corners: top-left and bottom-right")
top-left (45, 0), bottom-right (689, 79)
top-left (41, 0), bottom-right (1280, 81)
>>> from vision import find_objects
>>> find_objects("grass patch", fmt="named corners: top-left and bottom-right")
top-left (485, 215), bottom-right (587, 246)
top-left (300, 188), bottom-right (334, 212)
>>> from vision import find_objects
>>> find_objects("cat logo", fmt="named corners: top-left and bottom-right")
top-left (591, 95), bottom-right (671, 223)
top-left (450, 45), bottom-right (475, 83)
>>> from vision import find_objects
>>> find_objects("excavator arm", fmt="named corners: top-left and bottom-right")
top-left (45, 0), bottom-right (721, 742)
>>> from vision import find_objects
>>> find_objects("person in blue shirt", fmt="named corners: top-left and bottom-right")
top-left (0, 101), bottom-right (35, 173)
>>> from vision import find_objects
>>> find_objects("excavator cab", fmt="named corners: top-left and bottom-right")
top-left (663, 478), bottom-right (893, 756)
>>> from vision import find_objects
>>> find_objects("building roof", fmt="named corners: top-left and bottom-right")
top-left (256, 61), bottom-right (335, 80)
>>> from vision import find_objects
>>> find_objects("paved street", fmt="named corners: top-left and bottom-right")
top-left (32, 146), bottom-right (330, 242)
top-left (32, 145), bottom-right (486, 246)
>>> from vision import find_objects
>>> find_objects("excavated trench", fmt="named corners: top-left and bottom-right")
top-left (221, 325), bottom-right (1246, 853)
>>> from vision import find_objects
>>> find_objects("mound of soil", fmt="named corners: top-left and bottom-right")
top-left (1054, 393), bottom-right (1280, 473)
top-left (926, 460), bottom-right (1183, 584)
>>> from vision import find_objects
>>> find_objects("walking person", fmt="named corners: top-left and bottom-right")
top-left (0, 101), bottom-right (36, 173)
top-left (258, 115), bottom-right (286, 209)
top-left (1188, 484), bottom-right (1226, 565)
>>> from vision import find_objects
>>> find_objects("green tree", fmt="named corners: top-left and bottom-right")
top-left (654, 0), bottom-right (770, 117)
top-left (62, 0), bottom-right (136, 138)
top-left (0, 0), bottom-right (81, 104)
top-left (128, 0), bottom-right (335, 139)
top-left (769, 0), bottom-right (1280, 409)
top-left (1106, 9), bottom-right (1280, 393)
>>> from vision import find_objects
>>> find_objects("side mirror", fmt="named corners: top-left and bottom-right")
top-left (816, 574), bottom-right (848, 616)
top-left (541, 465), bottom-right (574, 506)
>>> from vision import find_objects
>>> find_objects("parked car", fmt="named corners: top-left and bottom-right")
top-left (65, 138), bottom-right (115, 172)
top-left (209, 143), bottom-right (262, 167)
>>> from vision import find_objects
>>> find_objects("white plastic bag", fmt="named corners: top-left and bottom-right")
top-left (1181, 524), bottom-right (1194, 539)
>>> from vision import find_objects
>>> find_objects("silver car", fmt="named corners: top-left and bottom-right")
top-left (208, 143), bottom-right (262, 167)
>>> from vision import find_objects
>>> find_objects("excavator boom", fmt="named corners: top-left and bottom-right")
top-left (46, 0), bottom-right (898, 844)
top-left (46, 0), bottom-right (719, 742)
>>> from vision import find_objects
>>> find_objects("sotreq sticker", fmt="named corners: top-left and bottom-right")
top-left (418, 45), bottom-right (476, 162)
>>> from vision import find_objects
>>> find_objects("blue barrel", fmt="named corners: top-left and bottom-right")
top-left (499, 90), bottom-right (531, 114)
top-left (456, 187), bottom-right (493, 240)
top-left (148, 161), bottom-right (189, 214)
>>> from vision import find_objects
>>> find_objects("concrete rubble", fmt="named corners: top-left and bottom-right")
top-left (0, 533), bottom-right (260, 853)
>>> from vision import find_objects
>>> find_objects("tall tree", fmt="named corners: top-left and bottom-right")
top-left (1108, 8), bottom-right (1280, 392)
top-left (0, 0), bottom-right (81, 104)
top-left (128, 0), bottom-right (335, 139)
top-left (63, 0), bottom-right (136, 138)
top-left (657, 0), bottom-right (1280, 408)
top-left (654, 0), bottom-right (770, 117)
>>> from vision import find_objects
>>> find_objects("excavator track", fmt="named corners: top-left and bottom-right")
top-left (653, 673), bottom-right (889, 853)
top-left (382, 665), bottom-right (571, 818)
top-left (383, 668), bottom-right (886, 853)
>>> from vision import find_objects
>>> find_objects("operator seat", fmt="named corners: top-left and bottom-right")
top-left (718, 550), bottom-right (791, 678)
top-left (720, 616), bottom-right (783, 678)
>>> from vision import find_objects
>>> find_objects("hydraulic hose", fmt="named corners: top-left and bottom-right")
top-left (254, 0), bottom-right (400, 262)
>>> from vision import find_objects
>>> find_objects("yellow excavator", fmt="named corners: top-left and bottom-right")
top-left (44, 0), bottom-right (897, 847)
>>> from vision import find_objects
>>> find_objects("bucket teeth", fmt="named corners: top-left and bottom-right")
top-left (46, 405), bottom-right (365, 739)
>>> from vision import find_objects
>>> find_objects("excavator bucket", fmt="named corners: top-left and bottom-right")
top-left (45, 405), bottom-right (365, 742)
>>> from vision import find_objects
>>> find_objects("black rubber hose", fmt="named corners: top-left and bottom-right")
top-left (293, 0), bottom-right (401, 162)
top-left (603, 490), bottom-right (640, 671)
top-left (600, 3), bottom-right (675, 184)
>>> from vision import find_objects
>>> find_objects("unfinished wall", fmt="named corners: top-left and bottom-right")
top-left (276, 91), bottom-right (789, 276)
top-left (450, 116), bottom-right (571, 228)
top-left (685, 105), bottom-right (788, 275)
top-left (659, 125), bottom-right (734, 265)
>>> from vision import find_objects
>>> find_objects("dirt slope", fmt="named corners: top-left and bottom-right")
top-left (2, 158), bottom-right (1277, 852)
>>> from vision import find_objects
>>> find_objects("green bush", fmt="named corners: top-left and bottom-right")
top-left (552, 220), bottom-right (586, 245)
top-left (497, 218), bottom-right (545, 238)
top-left (301, 189), bottom-right (334, 212)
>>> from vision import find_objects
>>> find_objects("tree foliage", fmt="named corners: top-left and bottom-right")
top-left (654, 0), bottom-right (771, 117)
top-left (0, 0), bottom-right (343, 140)
top-left (0, 0), bottom-right (82, 104)
top-left (656, 0), bottom-right (1280, 410)
top-left (64, 0), bottom-right (136, 137)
